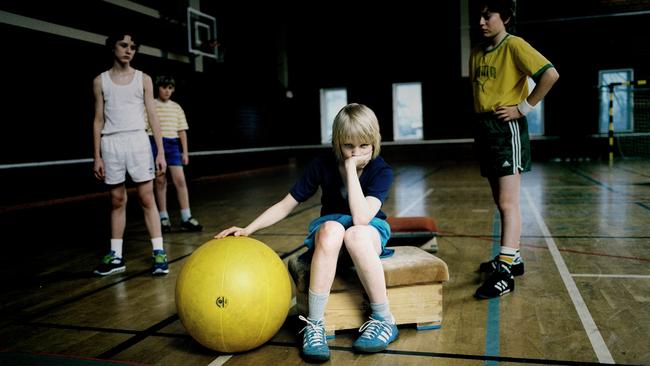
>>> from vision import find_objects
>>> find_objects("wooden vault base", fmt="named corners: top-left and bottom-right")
top-left (289, 246), bottom-right (449, 336)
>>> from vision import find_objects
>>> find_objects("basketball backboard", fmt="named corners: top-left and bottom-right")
top-left (187, 7), bottom-right (220, 60)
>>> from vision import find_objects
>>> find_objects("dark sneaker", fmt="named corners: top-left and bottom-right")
top-left (479, 255), bottom-right (524, 276)
top-left (180, 217), bottom-right (203, 232)
top-left (152, 250), bottom-right (169, 275)
top-left (298, 315), bottom-right (330, 362)
top-left (353, 316), bottom-right (399, 353)
top-left (161, 218), bottom-right (172, 233)
top-left (94, 251), bottom-right (126, 276)
top-left (475, 265), bottom-right (515, 299)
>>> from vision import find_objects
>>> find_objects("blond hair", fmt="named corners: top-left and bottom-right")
top-left (331, 103), bottom-right (381, 161)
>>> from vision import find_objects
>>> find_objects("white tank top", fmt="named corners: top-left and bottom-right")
top-left (101, 69), bottom-right (146, 134)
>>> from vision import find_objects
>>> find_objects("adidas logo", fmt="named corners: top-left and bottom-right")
top-left (494, 280), bottom-right (510, 293)
top-left (502, 161), bottom-right (511, 167)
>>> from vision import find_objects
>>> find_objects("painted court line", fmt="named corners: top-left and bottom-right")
top-left (523, 188), bottom-right (614, 364)
top-left (396, 188), bottom-right (434, 216)
top-left (208, 355), bottom-right (232, 365)
top-left (572, 274), bottom-right (650, 279)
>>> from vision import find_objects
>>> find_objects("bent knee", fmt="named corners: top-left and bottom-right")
top-left (315, 221), bottom-right (345, 249)
top-left (343, 225), bottom-right (376, 244)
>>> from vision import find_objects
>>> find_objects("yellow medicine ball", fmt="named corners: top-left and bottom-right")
top-left (176, 236), bottom-right (292, 353)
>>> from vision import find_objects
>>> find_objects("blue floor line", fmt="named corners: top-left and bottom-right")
top-left (484, 211), bottom-right (501, 366)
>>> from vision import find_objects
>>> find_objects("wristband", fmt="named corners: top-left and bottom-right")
top-left (517, 99), bottom-right (534, 116)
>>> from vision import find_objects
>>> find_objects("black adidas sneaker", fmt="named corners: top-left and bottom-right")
top-left (475, 265), bottom-right (515, 299)
top-left (478, 255), bottom-right (525, 276)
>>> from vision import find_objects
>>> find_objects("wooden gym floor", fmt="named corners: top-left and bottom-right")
top-left (0, 159), bottom-right (649, 365)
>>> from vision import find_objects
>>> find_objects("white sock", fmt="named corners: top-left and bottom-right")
top-left (151, 237), bottom-right (164, 251)
top-left (110, 239), bottom-right (123, 258)
top-left (180, 208), bottom-right (191, 222)
top-left (159, 211), bottom-right (169, 220)
top-left (370, 301), bottom-right (394, 323)
top-left (514, 248), bottom-right (522, 264)
top-left (308, 289), bottom-right (329, 321)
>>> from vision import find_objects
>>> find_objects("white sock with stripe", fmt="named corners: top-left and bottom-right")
top-left (498, 246), bottom-right (518, 273)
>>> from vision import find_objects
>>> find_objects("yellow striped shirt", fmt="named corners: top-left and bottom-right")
top-left (146, 99), bottom-right (189, 138)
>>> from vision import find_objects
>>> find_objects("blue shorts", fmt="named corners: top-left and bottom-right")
top-left (302, 214), bottom-right (394, 259)
top-left (149, 136), bottom-right (183, 166)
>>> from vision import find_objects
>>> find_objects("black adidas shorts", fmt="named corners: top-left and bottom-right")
top-left (474, 114), bottom-right (531, 178)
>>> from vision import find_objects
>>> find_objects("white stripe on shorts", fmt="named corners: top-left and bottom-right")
top-left (508, 121), bottom-right (521, 174)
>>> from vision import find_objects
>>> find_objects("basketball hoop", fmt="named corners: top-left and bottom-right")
top-left (187, 7), bottom-right (220, 60)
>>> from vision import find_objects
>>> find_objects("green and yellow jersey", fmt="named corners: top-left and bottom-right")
top-left (470, 34), bottom-right (554, 113)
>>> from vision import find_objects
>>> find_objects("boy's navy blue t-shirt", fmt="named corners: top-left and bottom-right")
top-left (289, 151), bottom-right (393, 219)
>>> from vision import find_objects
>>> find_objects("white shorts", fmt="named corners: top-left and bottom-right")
top-left (101, 130), bottom-right (155, 185)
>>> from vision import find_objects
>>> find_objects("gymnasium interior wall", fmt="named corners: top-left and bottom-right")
top-left (1, 0), bottom-right (649, 206)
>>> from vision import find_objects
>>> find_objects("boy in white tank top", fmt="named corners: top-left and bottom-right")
top-left (91, 31), bottom-right (170, 276)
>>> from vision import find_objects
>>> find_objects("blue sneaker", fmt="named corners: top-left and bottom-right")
top-left (298, 315), bottom-right (330, 362)
top-left (94, 251), bottom-right (126, 276)
top-left (152, 250), bottom-right (169, 275)
top-left (353, 316), bottom-right (399, 353)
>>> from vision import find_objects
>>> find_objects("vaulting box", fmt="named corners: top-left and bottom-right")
top-left (289, 246), bottom-right (449, 336)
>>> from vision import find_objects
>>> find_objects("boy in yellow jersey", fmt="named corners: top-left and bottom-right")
top-left (147, 76), bottom-right (203, 232)
top-left (470, 0), bottom-right (559, 298)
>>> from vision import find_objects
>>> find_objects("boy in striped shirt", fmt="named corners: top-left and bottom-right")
top-left (147, 76), bottom-right (203, 232)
